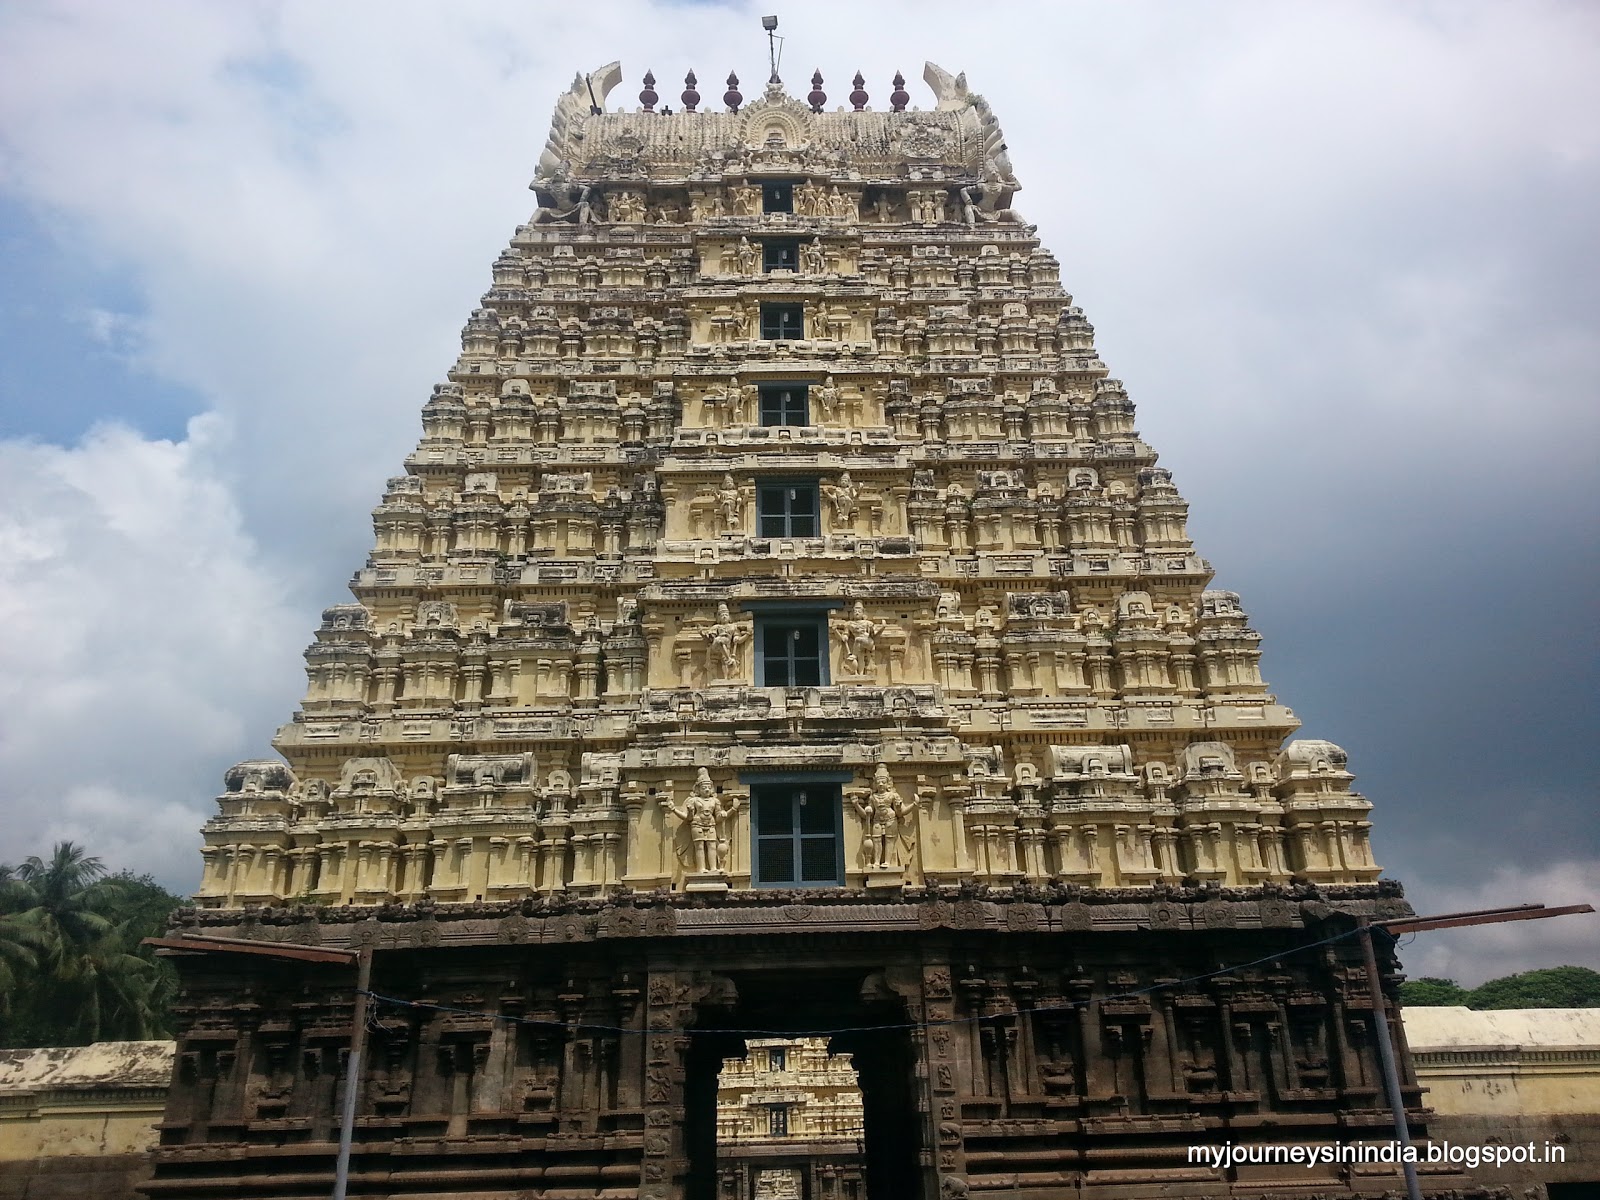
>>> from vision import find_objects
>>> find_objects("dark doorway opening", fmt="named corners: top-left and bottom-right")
top-left (684, 969), bottom-right (923, 1200)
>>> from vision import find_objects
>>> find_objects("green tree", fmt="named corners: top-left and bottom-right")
top-left (0, 864), bottom-right (47, 1020)
top-left (0, 843), bottom-right (185, 1047)
top-left (1399, 976), bottom-right (1470, 1006)
top-left (102, 870), bottom-right (184, 1031)
top-left (1468, 965), bottom-right (1600, 1010)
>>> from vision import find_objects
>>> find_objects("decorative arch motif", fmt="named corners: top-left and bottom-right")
top-left (736, 96), bottom-right (814, 155)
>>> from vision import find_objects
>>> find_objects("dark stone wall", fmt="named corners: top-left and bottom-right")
top-left (142, 888), bottom-right (1500, 1200)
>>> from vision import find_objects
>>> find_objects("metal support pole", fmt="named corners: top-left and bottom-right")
top-left (1357, 918), bottom-right (1422, 1200)
top-left (333, 945), bottom-right (373, 1200)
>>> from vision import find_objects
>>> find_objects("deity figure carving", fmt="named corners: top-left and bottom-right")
top-left (957, 183), bottom-right (990, 227)
top-left (834, 601), bottom-right (889, 676)
top-left (800, 237), bottom-right (827, 275)
top-left (731, 183), bottom-right (760, 216)
top-left (958, 170), bottom-right (1014, 226)
top-left (663, 768), bottom-right (742, 874)
top-left (736, 382), bottom-right (758, 424)
top-left (822, 470), bottom-right (860, 524)
top-left (815, 374), bottom-right (842, 421)
top-left (872, 192), bottom-right (896, 223)
top-left (827, 186), bottom-right (853, 219)
top-left (608, 190), bottom-right (646, 223)
top-left (693, 191), bottom-right (726, 221)
top-left (532, 175), bottom-right (593, 225)
top-left (735, 236), bottom-right (759, 276)
top-left (849, 765), bottom-right (921, 871)
top-left (702, 603), bottom-right (749, 681)
top-left (795, 181), bottom-right (823, 216)
top-left (714, 473), bottom-right (742, 533)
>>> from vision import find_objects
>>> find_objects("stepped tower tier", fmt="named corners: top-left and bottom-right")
top-left (197, 62), bottom-right (1376, 907)
top-left (153, 63), bottom-right (1467, 1200)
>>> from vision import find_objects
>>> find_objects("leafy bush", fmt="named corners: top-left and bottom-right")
top-left (1399, 976), bottom-right (1470, 1006)
top-left (1399, 965), bottom-right (1600, 1009)
top-left (1468, 965), bottom-right (1600, 1010)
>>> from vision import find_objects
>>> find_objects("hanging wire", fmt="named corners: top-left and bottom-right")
top-left (361, 923), bottom-right (1372, 1040)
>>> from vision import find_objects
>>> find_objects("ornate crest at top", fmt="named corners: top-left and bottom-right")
top-left (530, 60), bottom-right (1019, 195)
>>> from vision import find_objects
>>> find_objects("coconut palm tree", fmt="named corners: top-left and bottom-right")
top-left (12, 842), bottom-right (115, 955)
top-left (1, 843), bottom-right (168, 1045)
top-left (0, 863), bottom-right (47, 1019)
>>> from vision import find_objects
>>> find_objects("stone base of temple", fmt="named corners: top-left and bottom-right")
top-left (142, 885), bottom-right (1500, 1200)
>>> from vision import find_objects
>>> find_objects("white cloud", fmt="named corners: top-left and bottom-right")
top-left (0, 0), bottom-right (1594, 946)
top-left (0, 417), bottom-right (305, 886)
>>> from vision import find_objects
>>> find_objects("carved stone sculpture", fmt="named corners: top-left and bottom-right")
top-left (663, 767), bottom-right (741, 874)
top-left (730, 182), bottom-right (760, 216)
top-left (801, 236), bottom-right (827, 275)
top-left (735, 236), bottom-right (759, 275)
top-left (822, 470), bottom-right (860, 524)
top-left (849, 765), bottom-right (921, 871)
top-left (713, 473), bottom-right (741, 533)
top-left (814, 374), bottom-right (842, 420)
top-left (701, 603), bottom-right (749, 682)
top-left (531, 174), bottom-right (592, 224)
top-left (834, 600), bottom-right (888, 676)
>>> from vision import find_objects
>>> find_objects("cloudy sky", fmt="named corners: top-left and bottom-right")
top-left (0, 0), bottom-right (1595, 985)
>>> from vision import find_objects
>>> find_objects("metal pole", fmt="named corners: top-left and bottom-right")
top-left (1357, 918), bottom-right (1422, 1200)
top-left (332, 945), bottom-right (373, 1200)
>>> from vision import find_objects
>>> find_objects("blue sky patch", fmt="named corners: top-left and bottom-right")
top-left (0, 196), bottom-right (203, 445)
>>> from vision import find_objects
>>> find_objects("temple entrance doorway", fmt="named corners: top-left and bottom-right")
top-left (684, 968), bottom-right (922, 1200)
top-left (715, 1036), bottom-right (866, 1200)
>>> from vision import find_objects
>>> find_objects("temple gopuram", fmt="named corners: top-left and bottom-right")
top-left (148, 61), bottom-right (1488, 1200)
top-left (716, 1037), bottom-right (866, 1200)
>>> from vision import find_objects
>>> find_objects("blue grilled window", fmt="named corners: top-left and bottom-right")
top-left (757, 482), bottom-right (817, 537)
top-left (758, 383), bottom-right (809, 427)
top-left (762, 181), bottom-right (794, 213)
top-left (758, 618), bottom-right (825, 687)
top-left (754, 784), bottom-right (842, 887)
top-left (762, 239), bottom-right (799, 272)
top-left (760, 303), bottom-right (805, 340)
